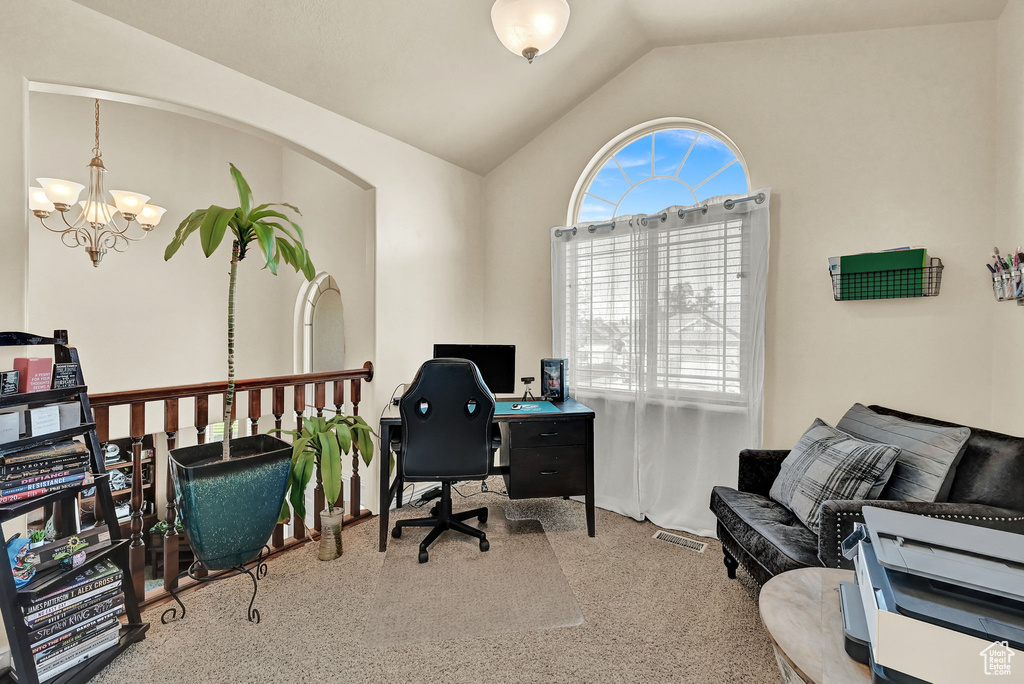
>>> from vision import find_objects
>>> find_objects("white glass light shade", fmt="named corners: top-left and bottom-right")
top-left (37, 178), bottom-right (85, 206)
top-left (28, 187), bottom-right (55, 213)
top-left (108, 190), bottom-right (150, 216)
top-left (137, 204), bottom-right (167, 227)
top-left (491, 0), bottom-right (570, 62)
top-left (77, 200), bottom-right (116, 225)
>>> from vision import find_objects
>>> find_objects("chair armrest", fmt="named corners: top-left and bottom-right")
top-left (817, 499), bottom-right (1024, 569)
top-left (491, 430), bottom-right (502, 452)
top-left (737, 449), bottom-right (790, 497)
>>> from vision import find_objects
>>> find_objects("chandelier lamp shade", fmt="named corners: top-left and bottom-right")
top-left (29, 99), bottom-right (164, 268)
top-left (491, 0), bottom-right (570, 64)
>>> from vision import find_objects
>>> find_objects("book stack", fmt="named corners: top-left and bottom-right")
top-left (0, 441), bottom-right (92, 505)
top-left (19, 559), bottom-right (124, 681)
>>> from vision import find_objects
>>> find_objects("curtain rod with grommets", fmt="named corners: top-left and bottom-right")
top-left (553, 192), bottom-right (766, 238)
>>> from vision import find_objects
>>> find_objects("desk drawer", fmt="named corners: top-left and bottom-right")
top-left (505, 447), bottom-right (585, 499)
top-left (510, 420), bottom-right (586, 448)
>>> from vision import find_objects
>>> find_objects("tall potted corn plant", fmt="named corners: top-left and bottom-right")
top-left (163, 163), bottom-right (316, 571)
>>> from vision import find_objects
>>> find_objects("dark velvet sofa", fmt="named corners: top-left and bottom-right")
top-left (709, 405), bottom-right (1024, 587)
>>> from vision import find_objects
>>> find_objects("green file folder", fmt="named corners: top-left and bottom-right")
top-left (839, 249), bottom-right (927, 300)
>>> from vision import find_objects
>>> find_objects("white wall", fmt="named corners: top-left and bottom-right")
top-left (483, 22), bottom-right (999, 448)
top-left (281, 148), bottom-right (375, 384)
top-left (995, 0), bottom-right (1024, 435)
top-left (1, 1), bottom-right (485, 500)
top-left (27, 93), bottom-right (298, 392)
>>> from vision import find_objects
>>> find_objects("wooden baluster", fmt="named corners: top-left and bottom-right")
top-left (163, 399), bottom-right (180, 591)
top-left (333, 381), bottom-right (346, 513)
top-left (293, 384), bottom-right (306, 541)
top-left (312, 381), bottom-right (326, 531)
top-left (226, 391), bottom-right (237, 437)
top-left (93, 405), bottom-right (109, 525)
top-left (129, 402), bottom-right (146, 602)
top-left (195, 395), bottom-right (209, 445)
top-left (191, 395), bottom-right (210, 578)
top-left (314, 382), bottom-right (326, 418)
top-left (272, 386), bottom-right (285, 548)
top-left (248, 389), bottom-right (261, 436)
top-left (350, 378), bottom-right (362, 517)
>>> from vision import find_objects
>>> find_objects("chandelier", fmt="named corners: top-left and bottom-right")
top-left (29, 99), bottom-right (165, 267)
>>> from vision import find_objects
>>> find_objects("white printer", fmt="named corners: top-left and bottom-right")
top-left (839, 506), bottom-right (1024, 684)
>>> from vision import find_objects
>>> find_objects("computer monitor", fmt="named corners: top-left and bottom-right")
top-left (432, 344), bottom-right (516, 394)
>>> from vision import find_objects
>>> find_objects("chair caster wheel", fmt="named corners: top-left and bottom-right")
top-left (391, 527), bottom-right (402, 539)
top-left (478, 511), bottom-right (488, 523)
top-left (480, 539), bottom-right (490, 552)
top-left (418, 549), bottom-right (429, 563)
top-left (429, 505), bottom-right (439, 517)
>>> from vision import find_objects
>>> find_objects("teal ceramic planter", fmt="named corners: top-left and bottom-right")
top-left (169, 434), bottom-right (291, 571)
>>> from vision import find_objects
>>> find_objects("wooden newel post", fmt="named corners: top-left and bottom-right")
top-left (163, 398), bottom-right (180, 591)
top-left (129, 402), bottom-right (146, 602)
top-left (350, 378), bottom-right (362, 516)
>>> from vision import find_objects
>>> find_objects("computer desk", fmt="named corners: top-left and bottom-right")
top-left (377, 397), bottom-right (596, 552)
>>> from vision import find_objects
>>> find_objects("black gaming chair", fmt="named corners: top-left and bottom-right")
top-left (391, 358), bottom-right (500, 563)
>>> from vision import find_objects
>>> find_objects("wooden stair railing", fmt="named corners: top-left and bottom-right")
top-left (89, 362), bottom-right (374, 603)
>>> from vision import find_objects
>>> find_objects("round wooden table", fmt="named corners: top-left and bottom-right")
top-left (759, 568), bottom-right (871, 684)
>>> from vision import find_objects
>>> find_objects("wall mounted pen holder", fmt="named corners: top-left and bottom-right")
top-left (991, 269), bottom-right (1024, 305)
top-left (831, 265), bottom-right (943, 301)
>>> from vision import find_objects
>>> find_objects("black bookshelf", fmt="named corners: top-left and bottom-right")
top-left (0, 331), bottom-right (148, 683)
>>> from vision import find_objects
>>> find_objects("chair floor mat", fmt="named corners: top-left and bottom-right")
top-left (362, 505), bottom-right (584, 646)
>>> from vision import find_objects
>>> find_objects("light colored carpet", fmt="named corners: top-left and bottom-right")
top-left (94, 482), bottom-right (778, 683)
top-left (365, 507), bottom-right (583, 646)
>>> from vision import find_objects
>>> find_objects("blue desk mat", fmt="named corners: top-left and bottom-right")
top-left (495, 401), bottom-right (560, 415)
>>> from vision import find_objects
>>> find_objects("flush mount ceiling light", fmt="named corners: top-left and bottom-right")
top-left (29, 98), bottom-right (165, 267)
top-left (491, 0), bottom-right (570, 64)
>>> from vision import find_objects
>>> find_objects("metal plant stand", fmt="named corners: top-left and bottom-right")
top-left (161, 545), bottom-right (271, 624)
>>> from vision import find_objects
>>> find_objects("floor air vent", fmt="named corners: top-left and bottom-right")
top-left (652, 530), bottom-right (708, 553)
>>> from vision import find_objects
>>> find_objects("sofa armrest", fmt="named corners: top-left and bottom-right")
top-left (818, 499), bottom-right (1024, 569)
top-left (737, 449), bottom-right (790, 497)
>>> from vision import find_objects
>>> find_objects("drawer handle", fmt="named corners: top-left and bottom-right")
top-left (540, 470), bottom-right (559, 476)
top-left (539, 432), bottom-right (559, 437)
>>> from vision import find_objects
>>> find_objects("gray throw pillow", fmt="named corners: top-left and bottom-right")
top-left (837, 403), bottom-right (970, 503)
top-left (770, 418), bottom-right (901, 534)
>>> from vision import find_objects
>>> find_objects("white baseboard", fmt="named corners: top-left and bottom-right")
top-left (390, 482), bottom-right (440, 510)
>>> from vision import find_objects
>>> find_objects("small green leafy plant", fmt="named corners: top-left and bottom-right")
top-left (149, 520), bottom-right (184, 535)
top-left (274, 414), bottom-right (375, 524)
top-left (29, 529), bottom-right (46, 544)
top-left (164, 164), bottom-right (316, 462)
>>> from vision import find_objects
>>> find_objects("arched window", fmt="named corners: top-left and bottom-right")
top-left (295, 272), bottom-right (345, 375)
top-left (573, 120), bottom-right (749, 224)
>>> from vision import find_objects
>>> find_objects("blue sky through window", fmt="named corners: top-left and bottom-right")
top-left (577, 128), bottom-right (748, 223)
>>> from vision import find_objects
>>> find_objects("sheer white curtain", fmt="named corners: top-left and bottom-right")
top-left (551, 190), bottom-right (770, 537)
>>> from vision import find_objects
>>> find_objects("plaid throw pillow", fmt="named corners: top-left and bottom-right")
top-left (770, 418), bottom-right (901, 534)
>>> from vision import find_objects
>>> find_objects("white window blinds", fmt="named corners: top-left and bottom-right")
top-left (555, 201), bottom-right (758, 403)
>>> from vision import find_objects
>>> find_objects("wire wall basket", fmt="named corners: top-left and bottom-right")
top-left (831, 265), bottom-right (943, 301)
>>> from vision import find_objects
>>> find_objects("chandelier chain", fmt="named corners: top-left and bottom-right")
top-left (92, 98), bottom-right (102, 159)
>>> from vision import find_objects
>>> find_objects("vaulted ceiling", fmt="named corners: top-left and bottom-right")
top-left (73, 0), bottom-right (1007, 175)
